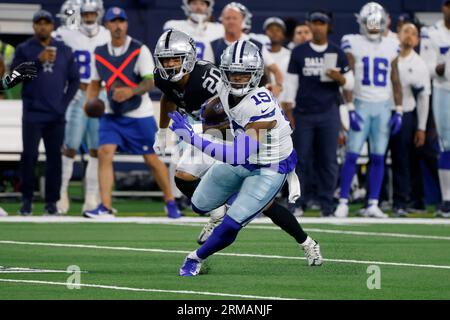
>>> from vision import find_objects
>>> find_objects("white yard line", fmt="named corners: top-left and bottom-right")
top-left (0, 278), bottom-right (297, 300)
top-left (1, 216), bottom-right (450, 225)
top-left (1, 240), bottom-right (449, 270)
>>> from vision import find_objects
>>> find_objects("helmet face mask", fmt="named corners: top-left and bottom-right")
top-left (154, 30), bottom-right (197, 82)
top-left (57, 0), bottom-right (82, 29)
top-left (79, 0), bottom-right (104, 36)
top-left (357, 2), bottom-right (387, 41)
top-left (182, 0), bottom-right (214, 24)
top-left (220, 40), bottom-right (264, 97)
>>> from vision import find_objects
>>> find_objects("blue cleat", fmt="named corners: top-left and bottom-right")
top-left (83, 204), bottom-right (114, 219)
top-left (179, 256), bottom-right (203, 276)
top-left (165, 200), bottom-right (182, 219)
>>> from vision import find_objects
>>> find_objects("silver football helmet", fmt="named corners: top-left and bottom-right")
top-left (154, 30), bottom-right (197, 82)
top-left (356, 2), bottom-right (388, 41)
top-left (181, 0), bottom-right (214, 24)
top-left (57, 0), bottom-right (82, 29)
top-left (220, 40), bottom-right (264, 97)
top-left (79, 0), bottom-right (104, 36)
top-left (223, 2), bottom-right (252, 33)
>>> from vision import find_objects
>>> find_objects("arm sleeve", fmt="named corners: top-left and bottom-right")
top-left (283, 72), bottom-right (299, 104)
top-left (62, 50), bottom-right (80, 108)
top-left (340, 35), bottom-right (354, 54)
top-left (416, 62), bottom-right (432, 131)
top-left (262, 46), bottom-right (275, 66)
top-left (90, 51), bottom-right (101, 81)
top-left (136, 45), bottom-right (155, 79)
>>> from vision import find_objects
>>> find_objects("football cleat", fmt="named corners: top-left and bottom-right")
top-left (435, 202), bottom-right (450, 218)
top-left (83, 204), bottom-right (114, 219)
top-left (82, 194), bottom-right (99, 213)
top-left (393, 208), bottom-right (408, 218)
top-left (56, 192), bottom-right (69, 214)
top-left (165, 200), bottom-right (182, 219)
top-left (179, 255), bottom-right (203, 276)
top-left (334, 203), bottom-right (349, 218)
top-left (302, 239), bottom-right (323, 266)
top-left (44, 203), bottom-right (60, 216)
top-left (366, 205), bottom-right (388, 218)
top-left (197, 216), bottom-right (223, 245)
top-left (18, 200), bottom-right (32, 216)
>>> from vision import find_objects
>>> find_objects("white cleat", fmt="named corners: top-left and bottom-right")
top-left (334, 203), bottom-right (349, 218)
top-left (302, 239), bottom-right (323, 266)
top-left (366, 205), bottom-right (388, 218)
top-left (0, 207), bottom-right (8, 217)
top-left (56, 192), bottom-right (70, 214)
top-left (197, 216), bottom-right (223, 245)
top-left (82, 194), bottom-right (100, 213)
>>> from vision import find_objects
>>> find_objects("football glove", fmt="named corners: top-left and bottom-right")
top-left (389, 112), bottom-right (403, 136)
top-left (153, 129), bottom-right (168, 155)
top-left (349, 110), bottom-right (364, 132)
top-left (2, 62), bottom-right (37, 90)
top-left (169, 111), bottom-right (195, 142)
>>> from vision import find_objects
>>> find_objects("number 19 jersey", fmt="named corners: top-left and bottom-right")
top-left (341, 34), bottom-right (399, 102)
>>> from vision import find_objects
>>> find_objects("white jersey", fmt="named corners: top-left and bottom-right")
top-left (398, 51), bottom-right (431, 112)
top-left (217, 83), bottom-right (293, 165)
top-left (268, 47), bottom-right (294, 104)
top-left (420, 20), bottom-right (450, 90)
top-left (163, 19), bottom-right (223, 63)
top-left (341, 34), bottom-right (399, 102)
top-left (90, 36), bottom-right (155, 118)
top-left (54, 26), bottom-right (111, 84)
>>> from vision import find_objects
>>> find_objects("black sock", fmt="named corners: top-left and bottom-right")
top-left (174, 176), bottom-right (201, 199)
top-left (263, 201), bottom-right (308, 244)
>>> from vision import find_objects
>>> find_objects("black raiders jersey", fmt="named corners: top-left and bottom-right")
top-left (154, 60), bottom-right (221, 120)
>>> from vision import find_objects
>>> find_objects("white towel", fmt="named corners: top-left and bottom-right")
top-left (287, 171), bottom-right (301, 204)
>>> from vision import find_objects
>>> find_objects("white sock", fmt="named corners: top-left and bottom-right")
top-left (209, 206), bottom-right (226, 221)
top-left (438, 169), bottom-right (450, 202)
top-left (61, 156), bottom-right (74, 194)
top-left (188, 250), bottom-right (203, 262)
top-left (301, 236), bottom-right (314, 247)
top-left (85, 156), bottom-right (99, 196)
top-left (368, 199), bottom-right (379, 206)
top-left (339, 198), bottom-right (348, 205)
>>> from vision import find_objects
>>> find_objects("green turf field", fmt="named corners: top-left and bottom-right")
top-left (0, 218), bottom-right (449, 300)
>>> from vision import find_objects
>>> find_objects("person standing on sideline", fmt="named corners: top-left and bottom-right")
top-left (390, 23), bottom-right (431, 217)
top-left (287, 10), bottom-right (354, 217)
top-left (83, 7), bottom-right (181, 219)
top-left (12, 10), bottom-right (80, 215)
top-left (420, 0), bottom-right (450, 217)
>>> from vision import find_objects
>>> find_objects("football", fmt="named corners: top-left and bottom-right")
top-left (84, 98), bottom-right (105, 118)
top-left (200, 96), bottom-right (228, 126)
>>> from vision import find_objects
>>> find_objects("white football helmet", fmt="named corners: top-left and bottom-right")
top-left (57, 0), bottom-right (82, 29)
top-left (220, 40), bottom-right (264, 97)
top-left (79, 0), bottom-right (104, 36)
top-left (356, 2), bottom-right (388, 41)
top-left (222, 2), bottom-right (252, 33)
top-left (154, 30), bottom-right (197, 82)
top-left (181, 0), bottom-right (214, 24)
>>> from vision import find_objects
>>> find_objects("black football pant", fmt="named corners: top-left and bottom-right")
top-left (20, 121), bottom-right (65, 204)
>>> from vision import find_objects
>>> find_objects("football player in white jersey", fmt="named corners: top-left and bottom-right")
top-left (55, 0), bottom-right (111, 214)
top-left (168, 40), bottom-right (323, 276)
top-left (163, 0), bottom-right (223, 62)
top-left (335, 2), bottom-right (403, 218)
top-left (420, 0), bottom-right (450, 217)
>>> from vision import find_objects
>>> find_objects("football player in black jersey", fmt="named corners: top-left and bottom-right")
top-left (154, 30), bottom-right (316, 253)
top-left (154, 30), bottom-right (224, 244)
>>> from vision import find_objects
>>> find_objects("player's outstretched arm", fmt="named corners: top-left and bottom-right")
top-left (168, 111), bottom-right (261, 165)
top-left (1, 62), bottom-right (37, 91)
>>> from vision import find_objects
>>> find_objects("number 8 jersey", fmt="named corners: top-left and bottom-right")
top-left (341, 34), bottom-right (399, 102)
top-left (53, 26), bottom-right (111, 84)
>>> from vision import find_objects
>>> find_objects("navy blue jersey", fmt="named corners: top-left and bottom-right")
top-left (288, 41), bottom-right (349, 114)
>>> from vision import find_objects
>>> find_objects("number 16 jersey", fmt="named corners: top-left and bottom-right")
top-left (341, 34), bottom-right (399, 102)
